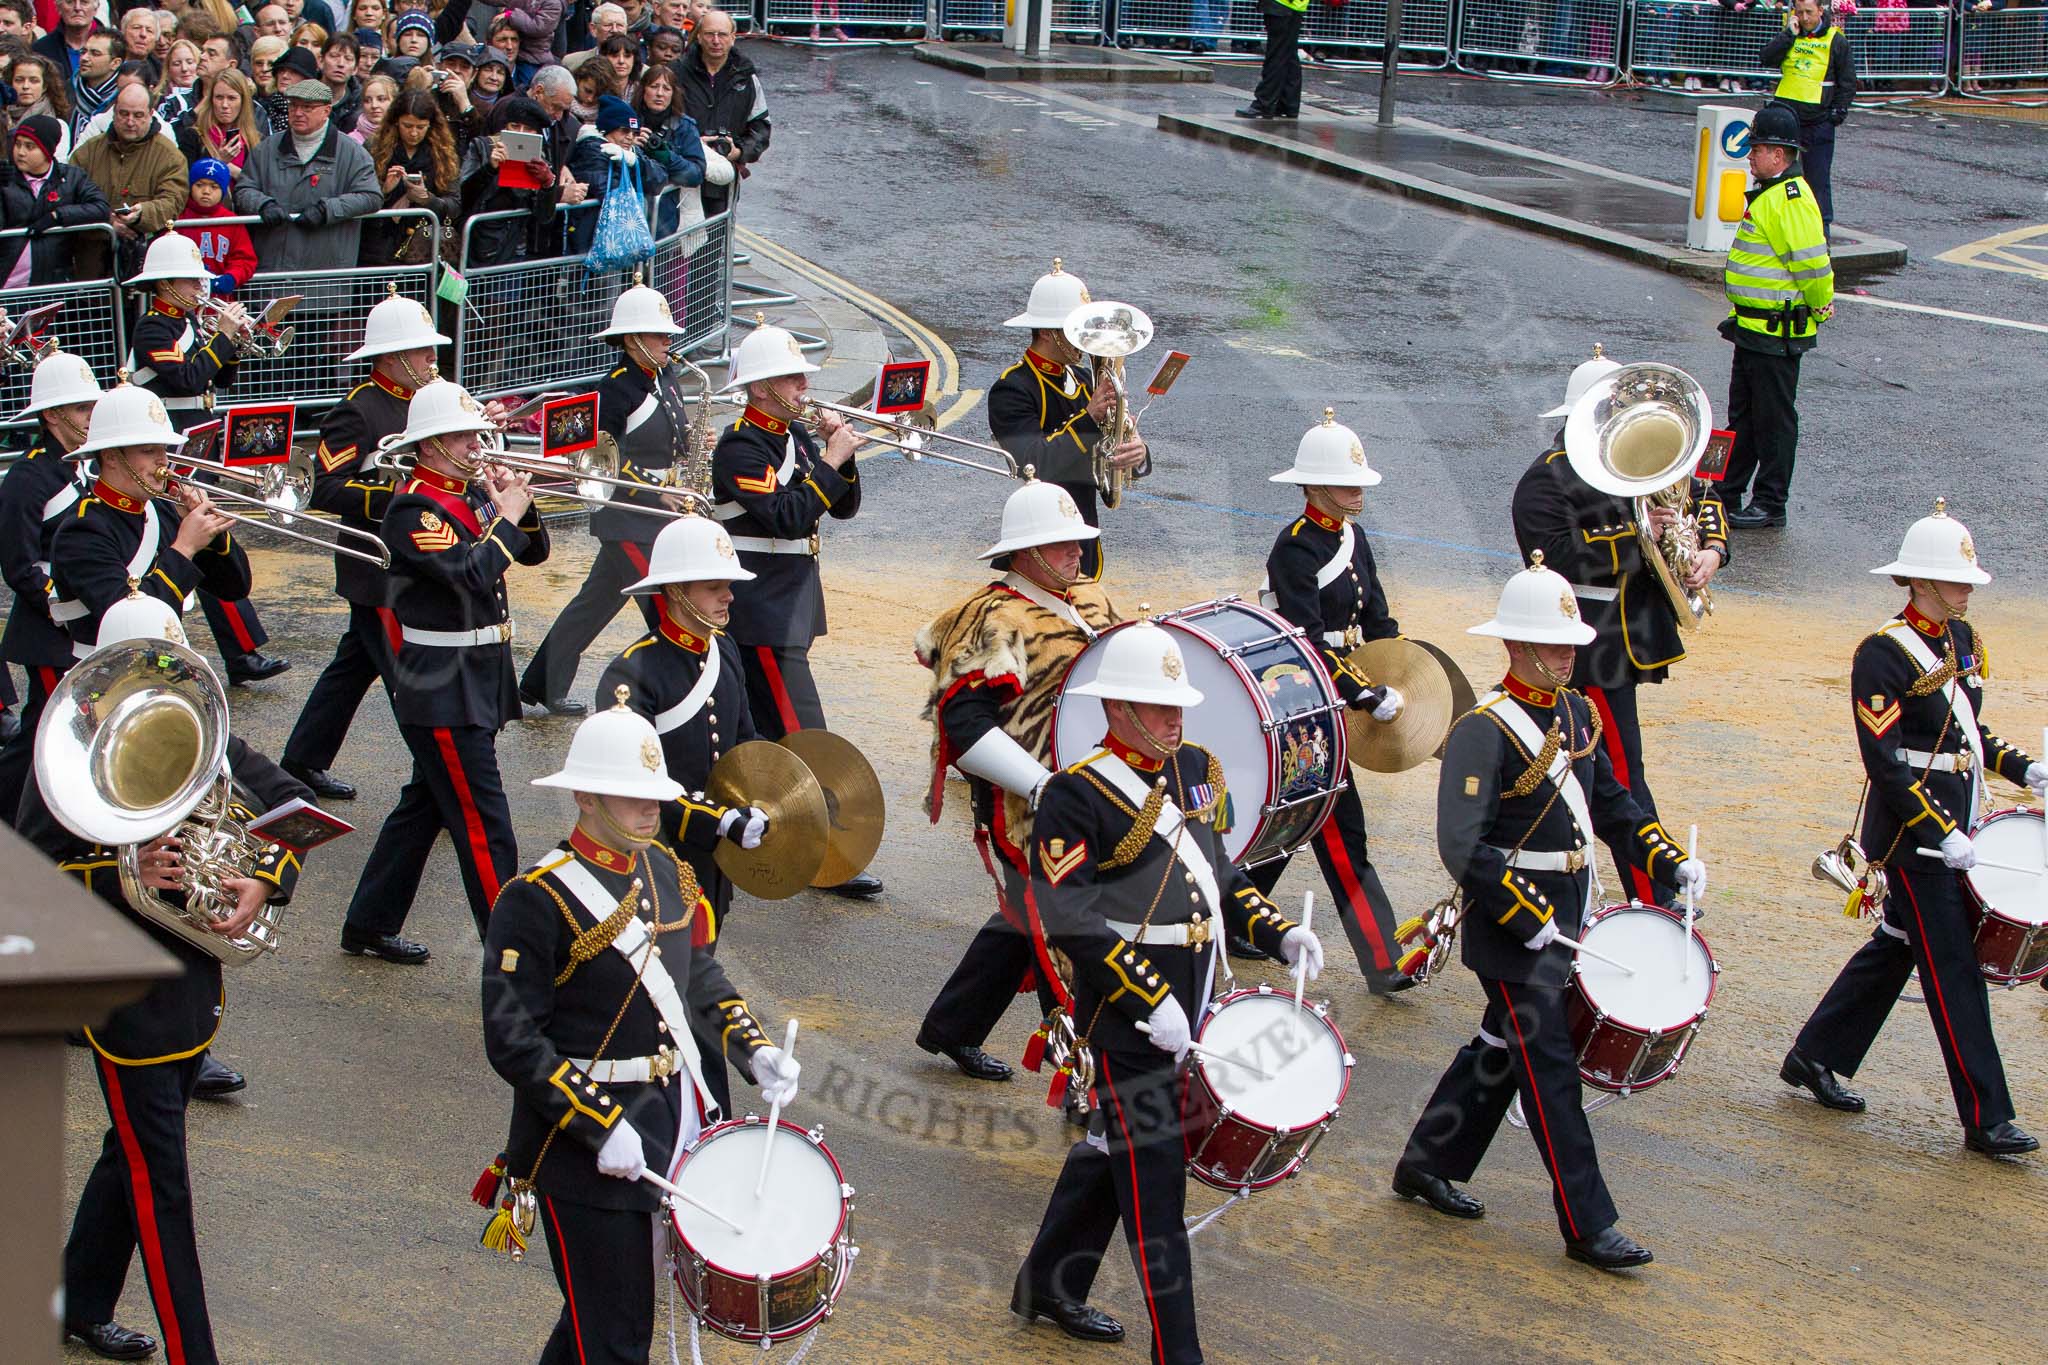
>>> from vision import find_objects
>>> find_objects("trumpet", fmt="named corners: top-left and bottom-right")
top-left (0, 304), bottom-right (58, 369)
top-left (165, 451), bottom-right (392, 567)
top-left (1062, 300), bottom-right (1154, 511)
top-left (197, 294), bottom-right (300, 360)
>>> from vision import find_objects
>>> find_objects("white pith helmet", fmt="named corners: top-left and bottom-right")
top-left (1871, 497), bottom-right (1991, 586)
top-left (1004, 258), bottom-right (1091, 329)
top-left (1067, 621), bottom-right (1206, 707)
top-left (980, 478), bottom-right (1100, 559)
top-left (532, 686), bottom-right (686, 801)
top-left (1269, 407), bottom-right (1382, 488)
top-left (622, 515), bottom-right (756, 593)
top-left (1468, 551), bottom-right (1598, 645)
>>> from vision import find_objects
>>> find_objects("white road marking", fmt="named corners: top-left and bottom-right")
top-left (1835, 293), bottom-right (2048, 336)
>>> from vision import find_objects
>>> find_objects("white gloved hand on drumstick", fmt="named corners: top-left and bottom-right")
top-left (596, 1120), bottom-right (647, 1181)
top-left (1279, 926), bottom-right (1324, 981)
top-left (1143, 995), bottom-right (1191, 1062)
top-left (1523, 918), bottom-right (1561, 952)
top-left (753, 1045), bottom-right (801, 1108)
top-left (1939, 829), bottom-right (1977, 870)
top-left (2025, 761), bottom-right (2048, 798)
top-left (1674, 859), bottom-right (1708, 899)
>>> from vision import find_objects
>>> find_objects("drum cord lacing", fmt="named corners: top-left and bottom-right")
top-left (671, 1280), bottom-right (822, 1365)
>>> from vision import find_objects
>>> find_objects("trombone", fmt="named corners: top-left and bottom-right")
top-left (373, 431), bottom-right (706, 520)
top-left (166, 451), bottom-right (391, 567)
top-left (706, 392), bottom-right (1020, 479)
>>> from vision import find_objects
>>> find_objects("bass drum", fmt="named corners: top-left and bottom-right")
top-left (1054, 598), bottom-right (1346, 868)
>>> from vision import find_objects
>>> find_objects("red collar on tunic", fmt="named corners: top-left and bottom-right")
top-left (92, 480), bottom-right (143, 514)
top-left (371, 371), bottom-right (416, 401)
top-left (1103, 731), bottom-right (1166, 773)
top-left (149, 300), bottom-right (187, 319)
top-left (403, 466), bottom-right (481, 535)
top-left (1501, 673), bottom-right (1557, 708)
top-left (1302, 502), bottom-right (1345, 533)
top-left (741, 405), bottom-right (789, 435)
top-left (569, 827), bottom-right (636, 874)
top-left (1902, 602), bottom-right (1946, 638)
top-left (1024, 348), bottom-right (1067, 380)
top-left (659, 615), bottom-right (711, 654)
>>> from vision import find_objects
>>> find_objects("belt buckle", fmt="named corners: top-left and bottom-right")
top-left (1955, 749), bottom-right (1973, 774)
top-left (1186, 916), bottom-right (1211, 949)
top-left (807, 530), bottom-right (821, 556)
top-left (1565, 847), bottom-right (1586, 874)
top-left (650, 1044), bottom-right (677, 1085)
top-left (495, 622), bottom-right (513, 644)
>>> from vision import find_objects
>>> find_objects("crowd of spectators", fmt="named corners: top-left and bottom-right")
top-left (0, 0), bottom-right (771, 287)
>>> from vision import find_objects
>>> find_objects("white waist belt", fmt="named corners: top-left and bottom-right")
top-left (1105, 918), bottom-right (1211, 948)
top-left (1570, 583), bottom-right (1619, 602)
top-left (50, 597), bottom-right (87, 623)
top-left (1897, 748), bottom-right (1972, 774)
top-left (1320, 630), bottom-right (1350, 648)
top-left (1493, 846), bottom-right (1588, 874)
top-left (569, 1048), bottom-right (681, 1084)
top-left (157, 393), bottom-right (210, 411)
top-left (728, 534), bottom-right (818, 557)
top-left (401, 621), bottom-right (515, 647)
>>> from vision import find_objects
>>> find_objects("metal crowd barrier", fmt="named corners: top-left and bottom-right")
top-left (1850, 6), bottom-right (1954, 92)
top-left (1112, 0), bottom-right (1452, 64)
top-left (1625, 2), bottom-right (1948, 93)
top-left (759, 0), bottom-right (930, 36)
top-left (1957, 3), bottom-right (2048, 93)
top-left (452, 191), bottom-right (734, 401)
top-left (0, 223), bottom-right (125, 432)
top-left (1455, 0), bottom-right (1627, 82)
top-left (936, 0), bottom-right (1106, 40)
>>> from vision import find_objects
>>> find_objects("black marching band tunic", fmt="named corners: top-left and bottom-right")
top-left (0, 436), bottom-right (86, 822)
top-left (1252, 500), bottom-right (1410, 989)
top-left (710, 403), bottom-right (860, 737)
top-left (988, 348), bottom-right (1117, 583)
top-left (1512, 444), bottom-right (1729, 903)
top-left (47, 478), bottom-right (254, 653)
top-left (1401, 674), bottom-right (1686, 1243)
top-left (482, 828), bottom-right (770, 1365)
top-left (1018, 735), bottom-right (1297, 1365)
top-left (1793, 602), bottom-right (2035, 1128)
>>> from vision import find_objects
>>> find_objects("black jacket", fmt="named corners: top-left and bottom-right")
top-left (590, 358), bottom-right (694, 543)
top-left (988, 349), bottom-right (1099, 488)
top-left (0, 160), bottom-right (110, 284)
top-left (1511, 442), bottom-right (1730, 691)
top-left (47, 481), bottom-right (254, 653)
top-left (457, 136), bottom-right (549, 265)
top-left (0, 441), bottom-right (84, 670)
top-left (380, 464), bottom-right (550, 729)
top-left (709, 407), bottom-right (860, 648)
top-left (482, 835), bottom-right (766, 1211)
top-left (1031, 739), bottom-right (1298, 1057)
top-left (596, 623), bottom-right (756, 920)
top-left (1437, 680), bottom-right (1685, 987)
top-left (1850, 605), bottom-right (2033, 866)
top-left (309, 371), bottom-right (414, 604)
top-left (1263, 505), bottom-right (1398, 707)
top-left (676, 45), bottom-right (769, 167)
top-left (359, 142), bottom-right (459, 267)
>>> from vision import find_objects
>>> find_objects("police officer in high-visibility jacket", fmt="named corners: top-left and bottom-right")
top-left (1720, 103), bottom-right (1832, 532)
top-left (1760, 0), bottom-right (1857, 234)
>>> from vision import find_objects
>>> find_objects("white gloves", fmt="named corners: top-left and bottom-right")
top-left (754, 1044), bottom-right (801, 1107)
top-left (1143, 995), bottom-right (1191, 1062)
top-left (1371, 686), bottom-right (1405, 723)
top-left (1523, 918), bottom-right (1560, 952)
top-left (596, 1120), bottom-right (646, 1181)
top-left (1939, 829), bottom-right (1977, 870)
top-left (1674, 859), bottom-right (1708, 899)
top-left (1280, 926), bottom-right (1324, 981)
top-left (2026, 761), bottom-right (2048, 798)
top-left (718, 806), bottom-right (768, 850)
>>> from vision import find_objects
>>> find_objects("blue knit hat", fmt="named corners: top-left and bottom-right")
top-left (190, 158), bottom-right (233, 195)
top-left (595, 94), bottom-right (638, 134)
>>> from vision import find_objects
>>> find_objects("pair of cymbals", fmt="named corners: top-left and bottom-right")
top-left (708, 731), bottom-right (885, 899)
top-left (1342, 638), bottom-right (1476, 773)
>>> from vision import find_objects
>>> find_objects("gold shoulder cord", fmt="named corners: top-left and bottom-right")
top-left (1103, 780), bottom-right (1167, 871)
top-left (1075, 761), bottom-right (1188, 1053)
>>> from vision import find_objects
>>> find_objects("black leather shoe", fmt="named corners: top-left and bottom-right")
top-left (1780, 1048), bottom-right (1865, 1112)
top-left (1372, 972), bottom-right (1420, 996)
top-left (824, 871), bottom-right (884, 900)
top-left (1010, 1281), bottom-right (1124, 1343)
top-left (1729, 503), bottom-right (1787, 530)
top-left (1965, 1121), bottom-right (2041, 1156)
top-left (283, 761), bottom-right (357, 801)
top-left (518, 689), bottom-right (587, 717)
top-left (1566, 1226), bottom-right (1654, 1270)
top-left (341, 927), bottom-right (432, 964)
top-left (1391, 1164), bottom-right (1484, 1219)
top-left (917, 1032), bottom-right (1012, 1081)
top-left (0, 709), bottom-right (19, 744)
top-left (223, 651), bottom-right (291, 685)
top-left (65, 1320), bottom-right (158, 1359)
top-left (1225, 931), bottom-right (1271, 961)
top-left (1234, 105), bottom-right (1271, 118)
top-left (193, 1051), bottom-right (245, 1100)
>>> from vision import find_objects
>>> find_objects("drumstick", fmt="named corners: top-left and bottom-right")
top-left (1554, 932), bottom-right (1635, 976)
top-left (640, 1171), bottom-right (745, 1233)
top-left (1292, 891), bottom-right (1315, 1039)
top-left (1681, 824), bottom-right (1698, 983)
top-left (1134, 1022), bottom-right (1278, 1082)
top-left (1914, 847), bottom-right (2042, 877)
top-left (753, 1018), bottom-right (799, 1201)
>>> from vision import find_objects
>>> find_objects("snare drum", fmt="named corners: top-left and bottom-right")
top-left (1182, 986), bottom-right (1353, 1192)
top-left (666, 1117), bottom-right (857, 1345)
top-left (1055, 598), bottom-right (1347, 867)
top-left (1567, 903), bottom-right (1718, 1094)
top-left (1963, 808), bottom-right (2048, 987)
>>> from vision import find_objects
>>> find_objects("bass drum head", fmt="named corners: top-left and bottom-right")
top-left (1576, 904), bottom-right (1715, 1031)
top-left (1054, 615), bottom-right (1270, 865)
top-left (669, 1120), bottom-right (844, 1278)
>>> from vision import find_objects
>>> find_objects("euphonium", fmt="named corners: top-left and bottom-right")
top-left (1563, 362), bottom-right (1716, 629)
top-left (36, 639), bottom-right (285, 963)
top-left (1063, 301), bottom-right (1154, 511)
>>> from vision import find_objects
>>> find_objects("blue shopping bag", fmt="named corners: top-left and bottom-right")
top-left (585, 153), bottom-right (656, 276)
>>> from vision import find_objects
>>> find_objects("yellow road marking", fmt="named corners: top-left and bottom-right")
top-left (1934, 222), bottom-right (2048, 282)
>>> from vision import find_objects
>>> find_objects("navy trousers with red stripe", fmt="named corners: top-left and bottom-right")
top-left (1019, 1047), bottom-right (1199, 1365)
top-left (739, 644), bottom-right (826, 740)
top-left (197, 591), bottom-right (269, 659)
top-left (65, 1052), bottom-right (219, 1364)
top-left (537, 1196), bottom-right (655, 1365)
top-left (1248, 782), bottom-right (1406, 990)
top-left (921, 861), bottom-right (1058, 1050)
top-left (518, 541), bottom-right (662, 704)
top-left (0, 662), bottom-right (62, 828)
top-left (281, 604), bottom-right (399, 774)
top-left (344, 723), bottom-right (516, 939)
top-left (1584, 684), bottom-right (1675, 906)
top-left (1794, 863), bottom-right (2014, 1129)
top-left (1401, 976), bottom-right (1619, 1243)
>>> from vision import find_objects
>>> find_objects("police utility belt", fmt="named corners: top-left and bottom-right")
top-left (1491, 846), bottom-right (1589, 874)
top-left (1897, 747), bottom-right (1973, 774)
top-left (1105, 917), bottom-right (1212, 948)
top-left (401, 621), bottom-right (516, 647)
top-left (727, 532), bottom-right (820, 557)
top-left (1732, 302), bottom-right (1814, 332)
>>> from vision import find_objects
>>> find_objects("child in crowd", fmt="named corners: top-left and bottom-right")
top-left (175, 157), bottom-right (257, 297)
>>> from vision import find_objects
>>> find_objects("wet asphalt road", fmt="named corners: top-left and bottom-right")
top-left (50, 43), bottom-right (2048, 1365)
